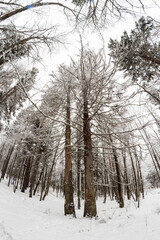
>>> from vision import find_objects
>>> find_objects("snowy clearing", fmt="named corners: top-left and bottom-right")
top-left (0, 182), bottom-right (160, 240)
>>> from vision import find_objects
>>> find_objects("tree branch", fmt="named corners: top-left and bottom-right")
top-left (0, 1), bottom-right (75, 22)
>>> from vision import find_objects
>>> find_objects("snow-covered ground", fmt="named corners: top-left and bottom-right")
top-left (0, 182), bottom-right (160, 240)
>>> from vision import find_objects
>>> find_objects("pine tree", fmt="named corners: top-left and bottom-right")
top-left (109, 16), bottom-right (160, 104)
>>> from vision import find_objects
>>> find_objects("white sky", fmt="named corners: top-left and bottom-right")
top-left (6, 0), bottom-right (160, 94)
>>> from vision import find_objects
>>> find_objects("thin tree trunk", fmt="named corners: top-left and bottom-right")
top-left (113, 148), bottom-right (124, 208)
top-left (0, 143), bottom-right (6, 169)
top-left (143, 129), bottom-right (160, 171)
top-left (64, 84), bottom-right (75, 216)
top-left (33, 165), bottom-right (44, 195)
top-left (102, 149), bottom-right (108, 203)
top-left (7, 152), bottom-right (17, 187)
top-left (122, 150), bottom-right (131, 200)
top-left (134, 146), bottom-right (144, 199)
top-left (109, 134), bottom-right (124, 208)
top-left (29, 119), bottom-right (46, 198)
top-left (140, 129), bottom-right (160, 180)
top-left (14, 157), bottom-right (25, 193)
top-left (21, 156), bottom-right (32, 193)
top-left (128, 148), bottom-right (139, 201)
top-left (81, 169), bottom-right (85, 200)
top-left (40, 165), bottom-right (48, 201)
top-left (77, 146), bottom-right (81, 209)
top-left (29, 143), bottom-right (42, 198)
top-left (1, 142), bottom-right (15, 180)
top-left (43, 143), bottom-right (59, 200)
top-left (136, 121), bottom-right (160, 179)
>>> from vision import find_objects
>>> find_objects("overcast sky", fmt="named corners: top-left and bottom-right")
top-left (10, 0), bottom-right (160, 93)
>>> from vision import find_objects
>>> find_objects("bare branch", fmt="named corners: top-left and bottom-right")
top-left (0, 1), bottom-right (76, 22)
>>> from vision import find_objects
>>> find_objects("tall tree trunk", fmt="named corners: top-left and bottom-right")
top-left (43, 143), bottom-right (59, 200)
top-left (142, 128), bottom-right (160, 171)
top-left (21, 156), bottom-right (32, 193)
top-left (33, 165), bottom-right (44, 196)
top-left (40, 164), bottom-right (48, 201)
top-left (64, 85), bottom-right (75, 216)
top-left (113, 148), bottom-right (124, 208)
top-left (14, 157), bottom-right (25, 192)
top-left (83, 88), bottom-right (97, 217)
top-left (7, 152), bottom-right (17, 187)
top-left (128, 148), bottom-right (139, 201)
top-left (108, 154), bottom-right (115, 201)
top-left (103, 154), bottom-right (108, 203)
top-left (77, 146), bottom-right (81, 209)
top-left (81, 169), bottom-right (85, 200)
top-left (0, 143), bottom-right (6, 169)
top-left (1, 142), bottom-right (15, 180)
top-left (122, 150), bottom-right (131, 200)
top-left (29, 119), bottom-right (46, 198)
top-left (109, 134), bottom-right (124, 208)
top-left (137, 121), bottom-right (160, 180)
top-left (133, 146), bottom-right (144, 199)
top-left (29, 142), bottom-right (42, 198)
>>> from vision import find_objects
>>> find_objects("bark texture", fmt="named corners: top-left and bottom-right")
top-left (83, 87), bottom-right (97, 217)
top-left (64, 85), bottom-right (75, 216)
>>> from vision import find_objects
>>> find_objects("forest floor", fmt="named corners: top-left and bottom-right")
top-left (0, 182), bottom-right (160, 240)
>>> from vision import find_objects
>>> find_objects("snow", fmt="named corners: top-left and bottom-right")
top-left (0, 182), bottom-right (160, 240)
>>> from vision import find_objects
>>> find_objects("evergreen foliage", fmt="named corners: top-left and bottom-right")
top-left (109, 17), bottom-right (160, 82)
top-left (109, 16), bottom-right (160, 103)
top-left (0, 25), bottom-right (30, 66)
top-left (0, 67), bottom-right (38, 120)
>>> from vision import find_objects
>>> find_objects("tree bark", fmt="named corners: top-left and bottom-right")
top-left (77, 145), bottom-right (81, 209)
top-left (1, 143), bottom-right (15, 180)
top-left (113, 148), bottom-right (124, 208)
top-left (64, 84), bottom-right (75, 216)
top-left (128, 148), bottom-right (139, 201)
top-left (83, 87), bottom-right (97, 217)
top-left (21, 156), bottom-right (32, 193)
top-left (122, 150), bottom-right (131, 200)
top-left (42, 143), bottom-right (59, 200)
top-left (29, 142), bottom-right (42, 198)
top-left (109, 134), bottom-right (124, 208)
